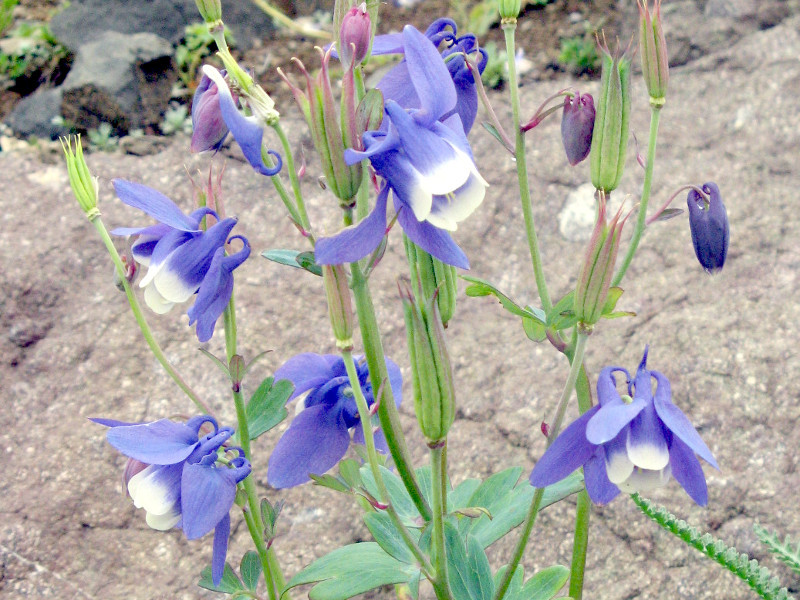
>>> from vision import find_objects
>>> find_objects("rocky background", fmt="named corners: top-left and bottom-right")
top-left (2, 0), bottom-right (800, 599)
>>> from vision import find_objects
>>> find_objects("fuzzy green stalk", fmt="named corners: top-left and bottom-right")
top-left (493, 332), bottom-right (589, 600)
top-left (90, 217), bottom-right (211, 415)
top-left (502, 20), bottom-right (552, 312)
top-left (430, 442), bottom-right (453, 600)
top-left (612, 105), bottom-right (661, 287)
top-left (341, 351), bottom-right (437, 584)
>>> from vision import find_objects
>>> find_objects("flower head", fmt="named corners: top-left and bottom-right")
top-left (687, 182), bottom-right (728, 273)
top-left (191, 69), bottom-right (232, 154)
top-left (315, 24), bottom-right (488, 269)
top-left (530, 347), bottom-right (718, 505)
top-left (561, 92), bottom-right (595, 166)
top-left (267, 353), bottom-right (402, 488)
top-left (91, 415), bottom-right (250, 586)
top-left (111, 179), bottom-right (250, 342)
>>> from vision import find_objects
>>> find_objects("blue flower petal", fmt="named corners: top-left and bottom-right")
top-left (626, 400), bottom-right (669, 470)
top-left (105, 419), bottom-right (200, 465)
top-left (315, 186), bottom-right (389, 265)
top-left (396, 201), bottom-right (469, 269)
top-left (586, 368), bottom-right (644, 444)
top-left (274, 353), bottom-right (340, 402)
top-left (651, 371), bottom-right (718, 469)
top-left (351, 422), bottom-right (390, 454)
top-left (211, 513), bottom-right (231, 586)
top-left (385, 358), bottom-right (403, 407)
top-left (668, 436), bottom-right (709, 506)
top-left (583, 448), bottom-right (620, 504)
top-left (113, 179), bottom-right (200, 232)
top-left (530, 407), bottom-right (599, 488)
top-left (377, 62), bottom-right (420, 111)
top-left (267, 403), bottom-right (351, 488)
top-left (202, 66), bottom-right (282, 177)
top-left (370, 32), bottom-right (405, 55)
top-left (180, 459), bottom-right (239, 539)
top-left (401, 25), bottom-right (456, 125)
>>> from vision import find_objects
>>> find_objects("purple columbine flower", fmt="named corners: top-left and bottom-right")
top-left (530, 347), bottom-right (718, 506)
top-left (687, 182), bottom-right (729, 273)
top-left (201, 66), bottom-right (282, 177)
top-left (191, 69), bottom-right (232, 153)
top-left (267, 353), bottom-right (402, 489)
top-left (561, 92), bottom-right (595, 166)
top-left (91, 415), bottom-right (251, 586)
top-left (111, 179), bottom-right (250, 342)
top-left (315, 24), bottom-right (488, 270)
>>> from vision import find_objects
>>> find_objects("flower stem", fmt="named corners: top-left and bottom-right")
top-left (341, 351), bottom-right (436, 581)
top-left (492, 332), bottom-right (589, 600)
top-left (430, 442), bottom-right (453, 600)
top-left (349, 261), bottom-right (433, 521)
top-left (89, 216), bottom-right (211, 415)
top-left (273, 122), bottom-right (311, 233)
top-left (568, 489), bottom-right (591, 600)
top-left (502, 20), bottom-right (552, 313)
top-left (612, 105), bottom-right (662, 287)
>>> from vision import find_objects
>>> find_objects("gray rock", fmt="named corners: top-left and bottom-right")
top-left (59, 32), bottom-right (176, 133)
top-left (705, 0), bottom-right (758, 19)
top-left (4, 87), bottom-right (68, 140)
top-left (50, 0), bottom-right (277, 53)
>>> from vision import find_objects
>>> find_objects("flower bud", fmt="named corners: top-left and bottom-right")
top-left (194, 0), bottom-right (222, 24)
top-left (191, 70), bottom-right (231, 153)
top-left (323, 264), bottom-right (354, 349)
top-left (404, 236), bottom-right (457, 326)
top-left (638, 0), bottom-right (669, 103)
top-left (561, 92), bottom-right (595, 166)
top-left (498, 0), bottom-right (521, 20)
top-left (61, 135), bottom-right (99, 218)
top-left (574, 195), bottom-right (626, 326)
top-left (590, 42), bottom-right (632, 193)
top-left (687, 182), bottom-right (728, 273)
top-left (339, 3), bottom-right (370, 70)
top-left (400, 281), bottom-right (456, 443)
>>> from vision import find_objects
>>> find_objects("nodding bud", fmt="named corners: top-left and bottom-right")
top-left (194, 0), bottom-right (222, 24)
top-left (191, 70), bottom-right (232, 153)
top-left (590, 40), bottom-right (632, 193)
top-left (561, 92), bottom-right (595, 166)
top-left (404, 236), bottom-right (457, 326)
top-left (322, 264), bottom-right (354, 349)
top-left (400, 280), bottom-right (456, 444)
top-left (339, 3), bottom-right (371, 69)
top-left (687, 182), bottom-right (728, 273)
top-left (638, 0), bottom-right (669, 103)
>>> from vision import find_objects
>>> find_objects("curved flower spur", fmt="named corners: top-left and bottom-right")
top-left (111, 179), bottom-right (250, 342)
top-left (531, 347), bottom-right (718, 505)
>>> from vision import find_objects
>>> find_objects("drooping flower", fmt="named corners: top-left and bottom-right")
top-left (91, 415), bottom-right (251, 586)
top-left (267, 353), bottom-right (403, 488)
top-left (111, 179), bottom-right (250, 342)
top-left (687, 182), bottom-right (728, 273)
top-left (191, 69), bottom-right (232, 153)
top-left (315, 24), bottom-right (488, 270)
top-left (530, 347), bottom-right (718, 505)
top-left (201, 65), bottom-right (283, 177)
top-left (561, 92), bottom-right (595, 166)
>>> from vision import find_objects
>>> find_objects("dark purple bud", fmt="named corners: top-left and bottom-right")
top-left (561, 92), bottom-right (595, 166)
top-left (339, 3), bottom-right (371, 69)
top-left (190, 70), bottom-right (232, 153)
top-left (687, 182), bottom-right (728, 273)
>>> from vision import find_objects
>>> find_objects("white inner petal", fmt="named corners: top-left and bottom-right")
top-left (144, 283), bottom-right (176, 314)
top-left (427, 173), bottom-right (488, 231)
top-left (626, 429), bottom-right (670, 470)
top-left (146, 509), bottom-right (181, 531)
top-left (153, 264), bottom-right (201, 304)
top-left (617, 464), bottom-right (672, 495)
top-left (417, 151), bottom-right (472, 197)
top-left (604, 447), bottom-right (634, 484)
top-left (127, 466), bottom-right (178, 516)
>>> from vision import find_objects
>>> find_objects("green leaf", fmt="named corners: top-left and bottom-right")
top-left (461, 275), bottom-right (546, 323)
top-left (246, 377), bottom-right (291, 440)
top-left (284, 543), bottom-right (416, 600)
top-left (338, 459), bottom-right (363, 488)
top-left (546, 291), bottom-right (578, 331)
top-left (445, 523), bottom-right (494, 600)
top-left (198, 563), bottom-right (244, 593)
top-left (310, 473), bottom-right (351, 494)
top-left (240, 552), bottom-right (262, 591)
top-left (449, 478), bottom-right (481, 509)
top-left (522, 313), bottom-right (548, 342)
top-left (261, 249), bottom-right (323, 276)
top-left (361, 465), bottom-right (420, 526)
top-left (601, 286), bottom-right (623, 315)
top-left (364, 511), bottom-right (420, 564)
top-left (493, 565), bottom-right (524, 600)
top-left (754, 523), bottom-right (800, 576)
top-left (521, 565), bottom-right (569, 600)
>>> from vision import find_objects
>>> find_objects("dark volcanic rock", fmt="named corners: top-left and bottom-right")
top-left (4, 88), bottom-right (68, 140)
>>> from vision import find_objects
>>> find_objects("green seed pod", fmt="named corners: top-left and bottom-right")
top-left (404, 236), bottom-right (457, 326)
top-left (590, 41), bottom-right (632, 193)
top-left (323, 264), bottom-right (354, 349)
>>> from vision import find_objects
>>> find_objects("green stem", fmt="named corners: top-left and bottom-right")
top-left (341, 351), bottom-right (435, 579)
top-left (273, 122), bottom-right (311, 233)
top-left (89, 217), bottom-right (211, 415)
top-left (612, 105), bottom-right (662, 287)
top-left (242, 501), bottom-right (278, 600)
top-left (568, 490), bottom-right (591, 600)
top-left (430, 442), bottom-right (453, 600)
top-left (349, 261), bottom-right (433, 521)
top-left (502, 21), bottom-right (552, 313)
top-left (492, 332), bottom-right (589, 600)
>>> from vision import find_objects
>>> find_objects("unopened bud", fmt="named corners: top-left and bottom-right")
top-left (194, 0), bottom-right (222, 24)
top-left (574, 194), bottom-right (626, 326)
top-left (323, 264), bottom-right (354, 349)
top-left (638, 0), bottom-right (669, 103)
top-left (404, 236), bottom-right (456, 326)
top-left (687, 182), bottom-right (728, 273)
top-left (400, 280), bottom-right (456, 443)
top-left (561, 92), bottom-right (595, 166)
top-left (339, 3), bottom-right (371, 69)
top-left (590, 41), bottom-right (632, 193)
top-left (498, 0), bottom-right (521, 20)
top-left (191, 70), bottom-right (231, 153)
top-left (61, 135), bottom-right (99, 219)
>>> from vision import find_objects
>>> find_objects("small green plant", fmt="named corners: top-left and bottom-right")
top-left (0, 0), bottom-right (19, 36)
top-left (161, 103), bottom-right (192, 135)
top-left (558, 34), bottom-right (600, 76)
top-left (0, 21), bottom-right (67, 83)
top-left (87, 122), bottom-right (119, 151)
top-left (175, 22), bottom-right (234, 93)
